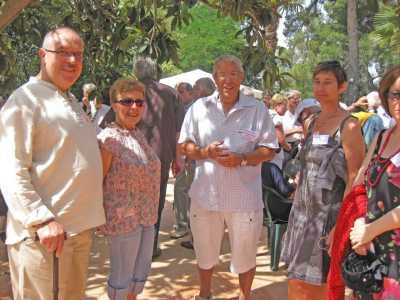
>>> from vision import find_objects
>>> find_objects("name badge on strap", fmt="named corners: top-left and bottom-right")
top-left (312, 134), bottom-right (330, 145)
top-left (391, 152), bottom-right (400, 168)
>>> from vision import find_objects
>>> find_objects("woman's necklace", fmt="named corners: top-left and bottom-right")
top-left (366, 126), bottom-right (400, 187)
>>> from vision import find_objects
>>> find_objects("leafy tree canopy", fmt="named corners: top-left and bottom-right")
top-left (162, 4), bottom-right (245, 77)
top-left (283, 0), bottom-right (400, 100)
top-left (0, 0), bottom-right (194, 99)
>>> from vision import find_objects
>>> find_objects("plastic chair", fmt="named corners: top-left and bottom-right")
top-left (262, 184), bottom-right (292, 271)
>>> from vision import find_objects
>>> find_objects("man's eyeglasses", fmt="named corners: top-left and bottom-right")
top-left (388, 91), bottom-right (400, 102)
top-left (115, 98), bottom-right (145, 107)
top-left (44, 49), bottom-right (83, 60)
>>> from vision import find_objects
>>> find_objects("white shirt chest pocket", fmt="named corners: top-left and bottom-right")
top-left (224, 129), bottom-right (258, 153)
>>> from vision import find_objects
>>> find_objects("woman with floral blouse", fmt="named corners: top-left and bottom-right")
top-left (98, 78), bottom-right (160, 300)
top-left (349, 66), bottom-right (400, 298)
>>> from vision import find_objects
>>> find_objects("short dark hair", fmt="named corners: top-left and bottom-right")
top-left (379, 65), bottom-right (400, 117)
top-left (176, 82), bottom-right (193, 92)
top-left (313, 60), bottom-right (347, 85)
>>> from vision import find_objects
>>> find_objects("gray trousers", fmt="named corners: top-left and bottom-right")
top-left (173, 162), bottom-right (195, 233)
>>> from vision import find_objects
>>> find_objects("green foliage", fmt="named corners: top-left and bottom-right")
top-left (0, 0), bottom-right (193, 98)
top-left (169, 4), bottom-right (245, 74)
top-left (199, 0), bottom-right (303, 91)
top-left (372, 4), bottom-right (400, 54)
top-left (283, 0), bottom-right (400, 100)
top-left (160, 60), bottom-right (183, 77)
top-left (3, 0), bottom-right (400, 101)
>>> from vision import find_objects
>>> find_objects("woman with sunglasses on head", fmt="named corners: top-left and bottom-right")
top-left (97, 78), bottom-right (160, 300)
top-left (281, 61), bottom-right (365, 299)
top-left (346, 66), bottom-right (400, 299)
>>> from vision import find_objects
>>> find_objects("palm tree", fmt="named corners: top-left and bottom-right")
top-left (372, 3), bottom-right (400, 55)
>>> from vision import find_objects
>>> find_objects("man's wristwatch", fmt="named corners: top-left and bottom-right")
top-left (240, 154), bottom-right (248, 166)
top-left (33, 218), bottom-right (54, 230)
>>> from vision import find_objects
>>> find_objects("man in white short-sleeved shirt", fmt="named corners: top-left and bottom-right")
top-left (178, 55), bottom-right (278, 300)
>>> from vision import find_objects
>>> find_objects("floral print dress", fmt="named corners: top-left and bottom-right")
top-left (365, 131), bottom-right (400, 299)
top-left (97, 124), bottom-right (161, 236)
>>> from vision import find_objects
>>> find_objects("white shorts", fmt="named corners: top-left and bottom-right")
top-left (190, 201), bottom-right (263, 274)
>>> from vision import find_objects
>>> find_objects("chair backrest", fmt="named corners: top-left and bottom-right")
top-left (262, 185), bottom-right (292, 223)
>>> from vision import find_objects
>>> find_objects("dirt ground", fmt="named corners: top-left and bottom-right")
top-left (84, 177), bottom-right (289, 300)
top-left (0, 176), bottom-right (296, 300)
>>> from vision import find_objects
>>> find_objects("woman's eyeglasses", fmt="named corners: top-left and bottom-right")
top-left (115, 98), bottom-right (145, 107)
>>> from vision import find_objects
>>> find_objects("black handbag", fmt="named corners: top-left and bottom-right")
top-left (341, 249), bottom-right (388, 300)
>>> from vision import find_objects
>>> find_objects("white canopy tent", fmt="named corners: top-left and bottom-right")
top-left (160, 69), bottom-right (264, 99)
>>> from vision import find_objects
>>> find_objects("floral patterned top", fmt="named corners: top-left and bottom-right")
top-left (366, 132), bottom-right (400, 282)
top-left (97, 123), bottom-right (161, 236)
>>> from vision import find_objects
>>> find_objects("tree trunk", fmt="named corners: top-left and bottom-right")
top-left (264, 7), bottom-right (279, 54)
top-left (347, 0), bottom-right (360, 104)
top-left (0, 0), bottom-right (33, 31)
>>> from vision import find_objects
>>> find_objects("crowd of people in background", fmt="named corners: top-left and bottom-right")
top-left (0, 26), bottom-right (400, 300)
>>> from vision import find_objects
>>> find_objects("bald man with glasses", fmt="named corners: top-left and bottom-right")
top-left (0, 27), bottom-right (105, 300)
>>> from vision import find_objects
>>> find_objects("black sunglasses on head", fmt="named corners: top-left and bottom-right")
top-left (115, 98), bottom-right (145, 107)
top-left (318, 60), bottom-right (341, 67)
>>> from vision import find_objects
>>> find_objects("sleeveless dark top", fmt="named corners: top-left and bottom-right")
top-left (366, 130), bottom-right (400, 281)
top-left (282, 113), bottom-right (352, 284)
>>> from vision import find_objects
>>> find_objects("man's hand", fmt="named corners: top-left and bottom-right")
top-left (348, 96), bottom-right (369, 111)
top-left (172, 157), bottom-right (184, 177)
top-left (207, 141), bottom-right (225, 159)
top-left (206, 141), bottom-right (242, 167)
top-left (215, 152), bottom-right (242, 168)
top-left (36, 220), bottom-right (65, 257)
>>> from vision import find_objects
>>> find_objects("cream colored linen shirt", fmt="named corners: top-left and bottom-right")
top-left (0, 77), bottom-right (105, 245)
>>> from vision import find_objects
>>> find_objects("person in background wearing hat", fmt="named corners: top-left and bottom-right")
top-left (294, 98), bottom-right (321, 131)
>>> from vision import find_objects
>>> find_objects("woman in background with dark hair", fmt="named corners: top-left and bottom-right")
top-left (347, 65), bottom-right (400, 299)
top-left (282, 61), bottom-right (365, 299)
